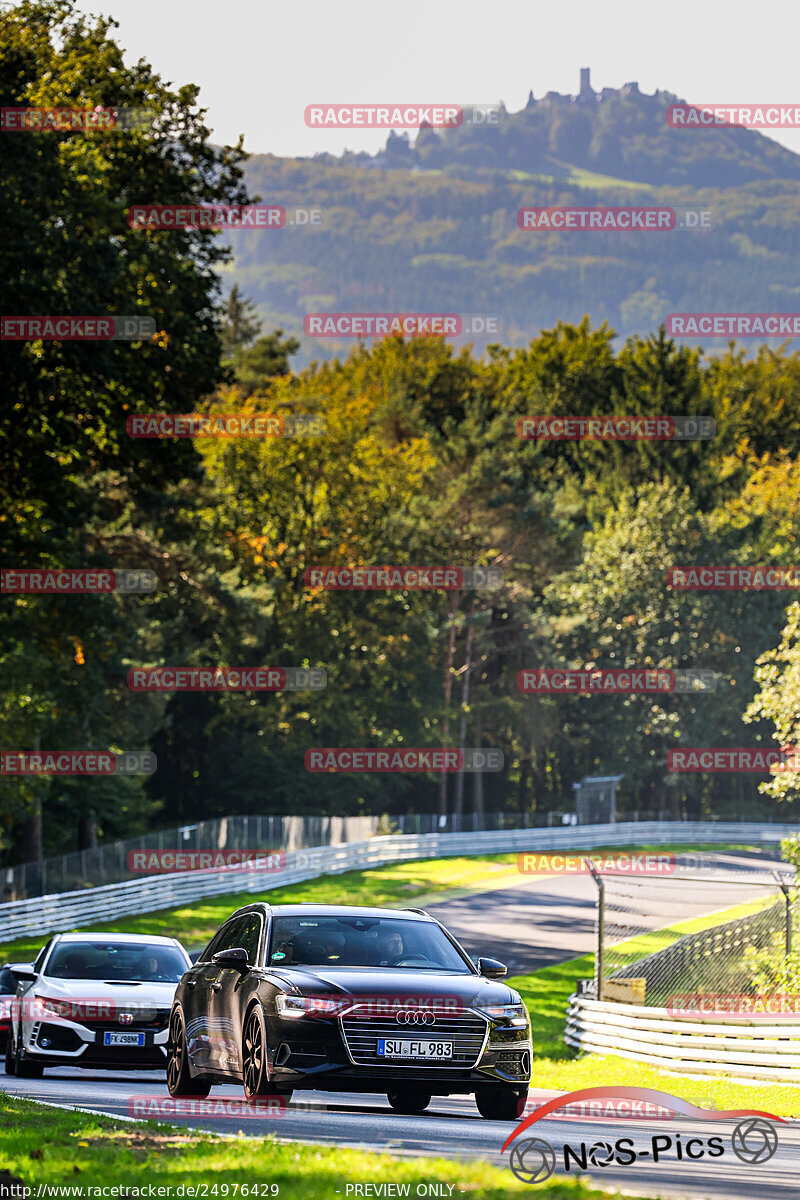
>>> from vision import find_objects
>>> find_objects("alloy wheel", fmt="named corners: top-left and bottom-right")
top-left (242, 1009), bottom-right (265, 1098)
top-left (166, 1009), bottom-right (183, 1094)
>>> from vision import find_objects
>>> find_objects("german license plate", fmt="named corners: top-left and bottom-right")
top-left (377, 1039), bottom-right (453, 1059)
top-left (104, 1031), bottom-right (145, 1047)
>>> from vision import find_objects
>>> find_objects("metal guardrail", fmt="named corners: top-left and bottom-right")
top-left (5, 808), bottom-right (784, 901)
top-left (0, 820), bottom-right (797, 945)
top-left (2, 812), bottom-right (472, 899)
top-left (565, 993), bottom-right (800, 1082)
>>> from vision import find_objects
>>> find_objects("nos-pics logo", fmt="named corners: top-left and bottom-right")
top-left (503, 1088), bottom-right (783, 1185)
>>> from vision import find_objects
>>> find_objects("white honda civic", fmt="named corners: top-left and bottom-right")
top-left (4, 931), bottom-right (191, 1076)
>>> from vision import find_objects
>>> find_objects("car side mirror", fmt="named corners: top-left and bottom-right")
top-left (8, 963), bottom-right (36, 983)
top-left (478, 957), bottom-right (507, 979)
top-left (212, 947), bottom-right (250, 973)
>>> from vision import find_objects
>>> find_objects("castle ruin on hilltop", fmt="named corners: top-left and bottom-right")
top-left (526, 68), bottom-right (644, 109)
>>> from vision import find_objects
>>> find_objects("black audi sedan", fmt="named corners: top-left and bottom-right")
top-left (167, 903), bottom-right (531, 1119)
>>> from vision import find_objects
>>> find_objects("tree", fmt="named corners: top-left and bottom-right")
top-left (221, 285), bottom-right (262, 358)
top-left (0, 0), bottom-right (252, 860)
top-left (744, 603), bottom-right (800, 805)
top-left (233, 330), bottom-right (301, 397)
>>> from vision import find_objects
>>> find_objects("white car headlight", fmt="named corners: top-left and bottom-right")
top-left (275, 995), bottom-right (348, 1019)
top-left (479, 1002), bottom-right (528, 1023)
top-left (32, 995), bottom-right (73, 1020)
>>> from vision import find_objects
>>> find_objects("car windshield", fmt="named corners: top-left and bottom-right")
top-left (268, 916), bottom-right (472, 972)
top-left (46, 941), bottom-right (187, 983)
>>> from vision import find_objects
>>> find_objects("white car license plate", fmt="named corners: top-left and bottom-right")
top-left (377, 1039), bottom-right (453, 1059)
top-left (104, 1032), bottom-right (145, 1047)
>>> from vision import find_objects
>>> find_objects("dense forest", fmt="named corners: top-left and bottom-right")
top-left (4, 2), bottom-right (800, 868)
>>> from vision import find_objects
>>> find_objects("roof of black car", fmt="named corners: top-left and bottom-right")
top-left (231, 902), bottom-right (434, 921)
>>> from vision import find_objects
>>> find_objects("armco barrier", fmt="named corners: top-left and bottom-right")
top-left (565, 993), bottom-right (800, 1082)
top-left (0, 821), bottom-right (797, 944)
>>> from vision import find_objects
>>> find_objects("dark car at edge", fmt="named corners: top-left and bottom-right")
top-left (167, 903), bottom-right (532, 1119)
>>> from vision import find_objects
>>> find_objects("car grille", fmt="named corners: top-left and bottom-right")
top-left (69, 1007), bottom-right (171, 1033)
top-left (340, 1011), bottom-right (488, 1068)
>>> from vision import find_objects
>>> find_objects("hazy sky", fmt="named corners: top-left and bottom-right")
top-left (81, 0), bottom-right (800, 159)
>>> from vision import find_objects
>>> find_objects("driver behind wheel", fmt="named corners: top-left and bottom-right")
top-left (376, 931), bottom-right (404, 965)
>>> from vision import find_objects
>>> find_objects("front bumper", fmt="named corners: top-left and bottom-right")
top-left (266, 1006), bottom-right (532, 1094)
top-left (21, 1018), bottom-right (169, 1069)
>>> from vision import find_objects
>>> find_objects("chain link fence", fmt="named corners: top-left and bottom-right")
top-left (587, 855), bottom-right (798, 1005)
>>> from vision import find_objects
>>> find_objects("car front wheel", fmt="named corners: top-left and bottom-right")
top-left (387, 1089), bottom-right (432, 1114)
top-left (475, 1086), bottom-right (527, 1121)
top-left (241, 1006), bottom-right (292, 1104)
top-left (15, 1031), bottom-right (44, 1079)
top-left (166, 1008), bottom-right (211, 1097)
top-left (5, 1028), bottom-right (16, 1075)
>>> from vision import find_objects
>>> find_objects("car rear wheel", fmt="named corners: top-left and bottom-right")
top-left (242, 1007), bottom-right (292, 1104)
top-left (387, 1089), bottom-right (432, 1114)
top-left (167, 1008), bottom-right (211, 1097)
top-left (5, 1028), bottom-right (16, 1076)
top-left (475, 1086), bottom-right (527, 1121)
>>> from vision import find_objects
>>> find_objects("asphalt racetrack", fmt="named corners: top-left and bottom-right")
top-left (3, 851), bottom-right (797, 1198)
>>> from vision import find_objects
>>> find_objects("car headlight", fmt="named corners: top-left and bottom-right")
top-left (32, 995), bottom-right (72, 1019)
top-left (479, 1002), bottom-right (528, 1024)
top-left (276, 995), bottom-right (348, 1019)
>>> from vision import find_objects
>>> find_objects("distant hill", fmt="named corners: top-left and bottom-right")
top-left (227, 71), bottom-right (800, 363)
top-left (336, 69), bottom-right (800, 189)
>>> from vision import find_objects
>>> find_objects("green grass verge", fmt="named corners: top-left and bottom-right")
top-left (0, 1094), bottom-right (646, 1199)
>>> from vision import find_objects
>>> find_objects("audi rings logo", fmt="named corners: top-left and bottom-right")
top-left (395, 1009), bottom-right (435, 1026)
